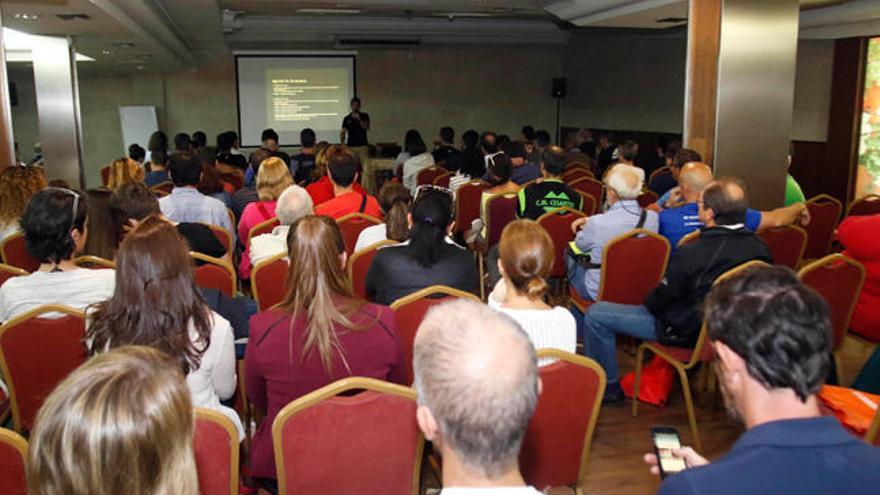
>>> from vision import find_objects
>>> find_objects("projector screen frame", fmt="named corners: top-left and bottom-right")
top-left (234, 53), bottom-right (358, 148)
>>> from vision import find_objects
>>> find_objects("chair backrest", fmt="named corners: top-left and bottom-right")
top-left (637, 189), bottom-right (659, 208)
top-left (203, 223), bottom-right (233, 254)
top-left (416, 166), bottom-right (446, 187)
top-left (0, 233), bottom-right (40, 273)
top-left (803, 194), bottom-right (843, 260)
top-left (486, 193), bottom-right (519, 248)
top-left (193, 408), bottom-right (239, 495)
top-left (537, 208), bottom-right (587, 278)
top-left (520, 349), bottom-right (605, 491)
top-left (273, 377), bottom-right (423, 495)
top-left (846, 194), bottom-right (880, 217)
top-left (252, 253), bottom-right (289, 311)
top-left (72, 255), bottom-right (116, 270)
top-left (798, 254), bottom-right (866, 351)
top-left (648, 166), bottom-right (671, 184)
top-left (100, 165), bottom-right (111, 186)
top-left (0, 306), bottom-right (86, 432)
top-left (562, 167), bottom-right (594, 184)
top-left (150, 181), bottom-right (174, 198)
top-left (0, 428), bottom-right (27, 495)
top-left (432, 171), bottom-right (451, 188)
top-left (192, 252), bottom-right (237, 298)
top-left (247, 217), bottom-right (281, 247)
top-left (757, 225), bottom-right (808, 270)
top-left (347, 240), bottom-right (397, 300)
top-left (454, 180), bottom-right (491, 236)
top-left (337, 213), bottom-right (382, 257)
top-left (390, 286), bottom-right (481, 384)
top-left (576, 191), bottom-right (598, 215)
top-left (569, 177), bottom-right (604, 217)
top-left (677, 229), bottom-right (700, 248)
top-left (0, 264), bottom-right (27, 288)
top-left (598, 229), bottom-right (671, 304)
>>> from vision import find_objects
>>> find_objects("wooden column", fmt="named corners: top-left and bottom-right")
top-left (0, 11), bottom-right (17, 169)
top-left (827, 38), bottom-right (867, 204)
top-left (683, 0), bottom-right (721, 165)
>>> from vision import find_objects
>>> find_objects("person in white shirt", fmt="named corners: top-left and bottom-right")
top-left (353, 182), bottom-right (412, 252)
top-left (488, 220), bottom-right (576, 365)
top-left (249, 184), bottom-right (313, 268)
top-left (413, 299), bottom-right (544, 495)
top-left (401, 130), bottom-right (436, 194)
top-left (0, 188), bottom-right (115, 323)
top-left (86, 216), bottom-right (242, 439)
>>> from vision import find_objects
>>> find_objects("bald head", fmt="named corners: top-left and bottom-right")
top-left (700, 177), bottom-right (749, 226)
top-left (678, 162), bottom-right (714, 201)
top-left (413, 299), bottom-right (538, 478)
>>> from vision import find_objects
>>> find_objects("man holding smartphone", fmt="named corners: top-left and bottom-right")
top-left (644, 265), bottom-right (880, 494)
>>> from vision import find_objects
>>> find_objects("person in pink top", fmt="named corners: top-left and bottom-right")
top-left (237, 157), bottom-right (293, 279)
top-left (837, 213), bottom-right (880, 342)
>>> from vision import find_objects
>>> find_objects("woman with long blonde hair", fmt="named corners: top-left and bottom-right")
top-left (106, 157), bottom-right (145, 190)
top-left (0, 166), bottom-right (46, 241)
top-left (245, 215), bottom-right (405, 489)
top-left (27, 346), bottom-right (198, 495)
top-left (238, 156), bottom-right (294, 279)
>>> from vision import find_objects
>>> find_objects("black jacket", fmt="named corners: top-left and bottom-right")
top-left (645, 227), bottom-right (772, 347)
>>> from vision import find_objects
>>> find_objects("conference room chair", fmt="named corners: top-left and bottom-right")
top-left (632, 260), bottom-right (769, 451)
top-left (252, 253), bottom-right (289, 311)
top-left (193, 408), bottom-right (240, 495)
top-left (72, 255), bottom-right (116, 270)
top-left (0, 305), bottom-right (87, 433)
top-left (637, 189), bottom-right (659, 208)
top-left (337, 213), bottom-right (381, 258)
top-left (0, 427), bottom-right (27, 495)
top-left (347, 240), bottom-right (396, 300)
top-left (150, 181), bottom-right (174, 198)
top-left (677, 229), bottom-right (701, 249)
top-left (247, 217), bottom-right (281, 247)
top-left (453, 179), bottom-right (491, 237)
top-left (100, 165), bottom-right (111, 187)
top-left (272, 377), bottom-right (423, 495)
top-left (866, 407), bottom-right (880, 446)
top-left (390, 285), bottom-right (481, 384)
top-left (570, 229), bottom-right (670, 314)
top-left (569, 177), bottom-right (604, 216)
top-left (648, 166), bottom-right (671, 185)
top-left (845, 193), bottom-right (880, 217)
top-left (204, 223), bottom-right (234, 255)
top-left (803, 194), bottom-right (843, 262)
top-left (219, 172), bottom-right (243, 191)
top-left (519, 349), bottom-right (606, 495)
top-left (798, 254), bottom-right (866, 385)
top-left (192, 252), bottom-right (237, 298)
top-left (757, 225), bottom-right (808, 270)
top-left (432, 171), bottom-right (451, 188)
top-left (416, 166), bottom-right (447, 187)
top-left (0, 264), bottom-right (27, 288)
top-left (481, 192), bottom-right (519, 299)
top-left (537, 207), bottom-right (587, 279)
top-left (576, 191), bottom-right (598, 216)
top-left (0, 233), bottom-right (40, 273)
top-left (562, 166), bottom-right (594, 184)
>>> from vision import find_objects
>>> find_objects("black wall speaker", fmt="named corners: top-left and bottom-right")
top-left (552, 78), bottom-right (566, 99)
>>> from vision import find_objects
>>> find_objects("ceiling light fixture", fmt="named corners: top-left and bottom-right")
top-left (296, 8), bottom-right (362, 15)
top-left (13, 13), bottom-right (40, 21)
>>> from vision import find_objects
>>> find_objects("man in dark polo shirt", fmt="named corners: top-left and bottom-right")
top-left (340, 97), bottom-right (370, 168)
top-left (517, 145), bottom-right (583, 220)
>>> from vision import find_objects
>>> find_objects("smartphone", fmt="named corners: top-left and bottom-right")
top-left (651, 426), bottom-right (688, 479)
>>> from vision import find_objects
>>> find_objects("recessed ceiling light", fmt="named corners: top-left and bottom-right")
top-left (296, 8), bottom-right (362, 14)
top-left (13, 13), bottom-right (40, 21)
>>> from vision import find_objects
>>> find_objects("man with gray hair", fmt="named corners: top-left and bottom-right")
top-left (567, 163), bottom-right (659, 302)
top-left (413, 299), bottom-right (543, 494)
top-left (248, 184), bottom-right (313, 267)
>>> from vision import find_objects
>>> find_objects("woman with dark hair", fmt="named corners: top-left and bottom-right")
top-left (365, 188), bottom-right (478, 305)
top-left (87, 216), bottom-right (241, 438)
top-left (0, 165), bottom-right (46, 241)
top-left (81, 188), bottom-right (126, 260)
top-left (354, 182), bottom-right (412, 252)
top-left (246, 215), bottom-right (405, 489)
top-left (0, 188), bottom-right (115, 322)
top-left (147, 131), bottom-right (168, 153)
top-left (198, 161), bottom-right (235, 210)
top-left (401, 130), bottom-right (436, 193)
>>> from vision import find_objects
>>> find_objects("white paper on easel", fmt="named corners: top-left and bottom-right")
top-left (118, 105), bottom-right (158, 161)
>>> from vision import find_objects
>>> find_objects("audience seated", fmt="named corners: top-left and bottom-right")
top-left (354, 182), bottom-right (412, 252)
top-left (583, 178), bottom-right (772, 402)
top-left (458, 128), bottom-right (487, 180)
top-left (567, 164), bottom-right (658, 302)
top-left (81, 188), bottom-right (125, 260)
top-left (160, 152), bottom-right (234, 235)
top-left (87, 216), bottom-right (242, 438)
top-left (106, 157), bottom-right (145, 190)
top-left (502, 140), bottom-right (541, 185)
top-left (432, 126), bottom-right (462, 170)
top-left (488, 220), bottom-right (576, 362)
top-left (249, 185), bottom-right (314, 267)
top-left (232, 148), bottom-right (270, 218)
top-left (836, 213), bottom-right (880, 342)
top-left (238, 157), bottom-right (294, 279)
top-left (197, 161), bottom-right (235, 210)
top-left (143, 148), bottom-right (169, 187)
top-left (129, 142), bottom-right (146, 166)
top-left (402, 129), bottom-right (436, 193)
top-left (785, 148), bottom-right (806, 206)
top-left (646, 265), bottom-right (880, 494)
top-left (649, 148), bottom-right (701, 199)
top-left (0, 188), bottom-right (115, 322)
top-left (517, 145), bottom-right (582, 220)
top-left (366, 187), bottom-right (478, 305)
top-left (305, 144), bottom-right (368, 206)
top-left (246, 215), bottom-right (405, 489)
top-left (290, 128), bottom-right (318, 184)
top-left (174, 132), bottom-right (193, 152)
top-left (595, 131), bottom-right (617, 176)
top-left (413, 299), bottom-right (543, 494)
top-left (216, 130), bottom-right (248, 170)
top-left (0, 165), bottom-right (46, 241)
top-left (314, 153), bottom-right (382, 219)
top-left (27, 346), bottom-right (198, 495)
top-left (616, 140), bottom-right (639, 167)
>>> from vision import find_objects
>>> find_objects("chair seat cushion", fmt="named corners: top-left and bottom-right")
top-left (569, 286), bottom-right (593, 314)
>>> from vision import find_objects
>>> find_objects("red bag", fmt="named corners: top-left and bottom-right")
top-left (620, 356), bottom-right (675, 407)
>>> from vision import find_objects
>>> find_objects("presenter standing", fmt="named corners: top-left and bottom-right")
top-left (340, 97), bottom-right (370, 171)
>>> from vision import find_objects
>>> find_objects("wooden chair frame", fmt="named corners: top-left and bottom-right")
top-left (346, 240), bottom-right (397, 294)
top-left (453, 179), bottom-right (491, 235)
top-left (845, 193), bottom-right (880, 218)
top-left (537, 207), bottom-right (587, 280)
top-left (562, 167), bottom-right (594, 182)
top-left (416, 166), bottom-right (446, 187)
top-left (194, 407), bottom-right (240, 495)
top-left (0, 263), bottom-right (28, 279)
top-left (150, 181), bottom-right (174, 197)
top-left (251, 252), bottom-right (288, 311)
top-left (272, 377), bottom-right (424, 495)
top-left (73, 255), bottom-right (116, 269)
top-left (432, 171), bottom-right (452, 187)
top-left (631, 260), bottom-right (768, 451)
top-left (0, 233), bottom-right (36, 273)
top-left (648, 165), bottom-right (671, 184)
top-left (389, 284), bottom-right (481, 310)
top-left (202, 223), bottom-right (234, 254)
top-left (0, 305), bottom-right (85, 432)
top-left (757, 225), bottom-right (808, 270)
top-left (336, 212), bottom-right (382, 225)
top-left (480, 193), bottom-right (519, 299)
top-left (0, 428), bottom-right (27, 478)
top-left (866, 406), bottom-right (880, 445)
top-left (804, 194), bottom-right (844, 259)
top-left (246, 217), bottom-right (281, 248)
top-left (575, 191), bottom-right (597, 215)
top-left (191, 252), bottom-right (237, 297)
top-left (676, 229), bottom-right (701, 249)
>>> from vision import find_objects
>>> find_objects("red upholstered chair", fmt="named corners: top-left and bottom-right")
top-left (416, 166), bottom-right (446, 187)
top-left (150, 181), bottom-right (174, 198)
top-left (390, 286), bottom-right (480, 384)
top-left (485, 193), bottom-right (518, 249)
top-left (562, 167), bottom-right (594, 184)
top-left (204, 223), bottom-right (233, 254)
top-left (0, 427), bottom-right (27, 495)
top-left (0, 233), bottom-right (39, 273)
top-left (576, 191), bottom-right (597, 215)
top-left (0, 264), bottom-right (27, 288)
top-left (570, 229), bottom-right (670, 314)
top-left (219, 173), bottom-right (244, 192)
top-left (648, 166), bottom-right (671, 184)
top-left (537, 208), bottom-right (586, 278)
top-left (454, 180), bottom-right (490, 236)
top-left (247, 217), bottom-right (280, 247)
top-left (757, 225), bottom-right (808, 270)
top-left (433, 172), bottom-right (452, 188)
top-left (252, 253), bottom-right (289, 311)
top-left (194, 408), bottom-right (240, 495)
top-left (803, 194), bottom-right (843, 261)
top-left (337, 213), bottom-right (381, 258)
top-left (272, 377), bottom-right (424, 495)
top-left (637, 189), bottom-right (659, 208)
top-left (677, 229), bottom-right (700, 249)
top-left (72, 255), bottom-right (116, 270)
top-left (569, 177), bottom-right (604, 216)
top-left (347, 240), bottom-right (397, 300)
top-left (192, 252), bottom-right (237, 298)
top-left (798, 254), bottom-right (866, 384)
top-left (520, 350), bottom-right (605, 494)
top-left (0, 306), bottom-right (87, 432)
top-left (632, 261), bottom-right (768, 450)
top-left (846, 194), bottom-right (880, 217)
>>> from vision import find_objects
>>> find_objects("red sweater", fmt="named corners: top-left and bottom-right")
top-left (306, 176), bottom-right (367, 207)
top-left (838, 214), bottom-right (880, 342)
